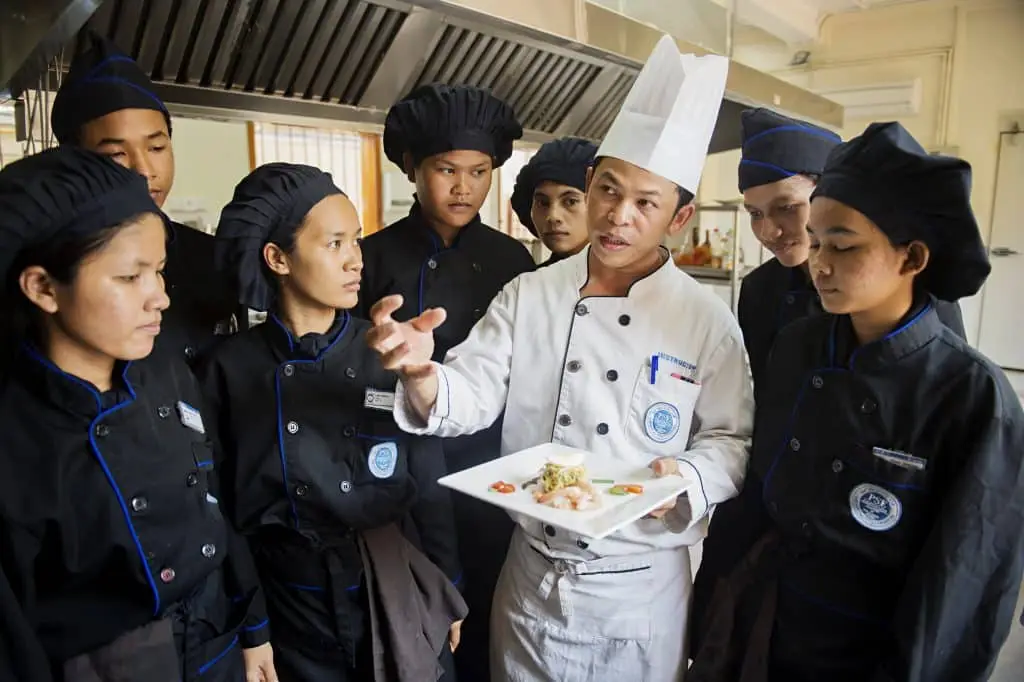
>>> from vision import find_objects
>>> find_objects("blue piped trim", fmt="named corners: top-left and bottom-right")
top-left (243, 619), bottom-right (269, 633)
top-left (417, 229), bottom-right (451, 315)
top-left (743, 124), bottom-right (841, 148)
top-left (452, 573), bottom-right (463, 587)
top-left (846, 303), bottom-right (932, 368)
top-left (285, 582), bottom-right (325, 592)
top-left (23, 348), bottom-right (162, 615)
top-left (197, 635), bottom-right (239, 675)
top-left (272, 313), bottom-right (352, 528)
top-left (195, 460), bottom-right (214, 468)
top-left (739, 158), bottom-right (796, 180)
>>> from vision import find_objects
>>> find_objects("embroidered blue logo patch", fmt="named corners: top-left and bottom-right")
top-left (368, 442), bottom-right (399, 479)
top-left (849, 483), bottom-right (902, 532)
top-left (644, 402), bottom-right (681, 443)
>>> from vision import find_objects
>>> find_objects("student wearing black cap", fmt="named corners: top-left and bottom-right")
top-left (199, 163), bottom-right (467, 681)
top-left (0, 147), bottom-right (273, 681)
top-left (688, 122), bottom-right (1024, 682)
top-left (510, 137), bottom-right (597, 267)
top-left (734, 108), bottom-right (965, 386)
top-left (355, 83), bottom-right (535, 682)
top-left (49, 31), bottom-right (240, 368)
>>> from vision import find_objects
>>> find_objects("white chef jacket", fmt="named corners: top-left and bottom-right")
top-left (394, 247), bottom-right (753, 558)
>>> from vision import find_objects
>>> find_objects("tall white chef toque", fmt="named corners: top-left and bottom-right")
top-left (596, 34), bottom-right (729, 195)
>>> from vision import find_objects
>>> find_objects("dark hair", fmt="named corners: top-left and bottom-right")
top-left (2, 215), bottom-right (150, 344)
top-left (592, 156), bottom-right (695, 218)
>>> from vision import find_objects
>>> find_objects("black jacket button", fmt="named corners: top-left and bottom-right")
top-left (576, 539), bottom-right (589, 550)
top-left (283, 364), bottom-right (295, 377)
top-left (567, 361), bottom-right (581, 372)
top-left (557, 414), bottom-right (572, 427)
top-left (596, 423), bottom-right (609, 435)
top-left (544, 524), bottom-right (556, 537)
top-left (861, 399), bottom-right (877, 414)
top-left (345, 368), bottom-right (357, 379)
top-left (186, 473), bottom-right (199, 487)
top-left (201, 543), bottom-right (217, 559)
top-left (130, 496), bottom-right (148, 513)
top-left (340, 480), bottom-right (353, 494)
top-left (157, 406), bottom-right (171, 419)
top-left (427, 259), bottom-right (438, 270)
top-left (343, 426), bottom-right (355, 438)
top-left (575, 303), bottom-right (588, 316)
top-left (812, 375), bottom-right (824, 389)
top-left (94, 424), bottom-right (110, 438)
top-left (295, 484), bottom-right (309, 497)
top-left (184, 346), bottom-right (196, 360)
top-left (606, 370), bottom-right (618, 382)
top-left (618, 314), bottom-right (630, 326)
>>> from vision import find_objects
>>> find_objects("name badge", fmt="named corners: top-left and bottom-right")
top-left (871, 447), bottom-right (927, 471)
top-left (364, 388), bottom-right (396, 412)
top-left (176, 401), bottom-right (206, 435)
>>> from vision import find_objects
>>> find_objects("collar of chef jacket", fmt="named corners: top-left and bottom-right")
top-left (262, 310), bottom-right (353, 362)
top-left (566, 244), bottom-right (678, 297)
top-left (16, 343), bottom-right (142, 420)
top-left (827, 295), bottom-right (942, 371)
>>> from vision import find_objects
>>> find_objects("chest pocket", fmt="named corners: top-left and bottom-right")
top-left (826, 443), bottom-right (933, 568)
top-left (349, 412), bottom-right (417, 528)
top-left (623, 367), bottom-right (702, 458)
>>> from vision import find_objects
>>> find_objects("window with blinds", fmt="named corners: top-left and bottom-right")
top-left (251, 123), bottom-right (366, 223)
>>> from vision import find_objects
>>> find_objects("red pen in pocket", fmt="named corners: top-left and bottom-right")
top-left (670, 372), bottom-right (700, 386)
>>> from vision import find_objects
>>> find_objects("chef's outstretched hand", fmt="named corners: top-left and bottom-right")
top-left (366, 294), bottom-right (446, 379)
top-left (646, 458), bottom-right (682, 519)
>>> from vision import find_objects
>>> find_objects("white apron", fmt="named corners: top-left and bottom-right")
top-left (491, 530), bottom-right (691, 682)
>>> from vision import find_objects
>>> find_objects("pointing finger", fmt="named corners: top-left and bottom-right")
top-left (409, 307), bottom-right (447, 334)
top-left (369, 294), bottom-right (404, 326)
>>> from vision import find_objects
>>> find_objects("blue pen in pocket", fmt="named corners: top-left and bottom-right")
top-left (649, 354), bottom-right (659, 385)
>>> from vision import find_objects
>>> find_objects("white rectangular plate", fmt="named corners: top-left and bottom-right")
top-left (438, 443), bottom-right (691, 540)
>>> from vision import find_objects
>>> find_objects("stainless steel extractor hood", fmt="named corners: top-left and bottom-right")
top-left (7, 0), bottom-right (844, 153)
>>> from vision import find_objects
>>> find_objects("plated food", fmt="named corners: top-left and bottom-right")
top-left (488, 451), bottom-right (648, 511)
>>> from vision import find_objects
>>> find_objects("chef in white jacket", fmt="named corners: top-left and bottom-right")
top-left (366, 35), bottom-right (753, 682)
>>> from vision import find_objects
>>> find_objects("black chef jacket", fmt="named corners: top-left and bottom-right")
top-left (738, 258), bottom-right (967, 387)
top-left (0, 346), bottom-right (268, 682)
top-left (153, 222), bottom-right (242, 368)
top-left (690, 301), bottom-right (1024, 682)
top-left (356, 202), bottom-right (535, 681)
top-left (197, 312), bottom-right (459, 669)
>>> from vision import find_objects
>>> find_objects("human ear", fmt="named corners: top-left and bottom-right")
top-left (262, 242), bottom-right (291, 277)
top-left (18, 266), bottom-right (61, 314)
top-left (901, 240), bottom-right (930, 277)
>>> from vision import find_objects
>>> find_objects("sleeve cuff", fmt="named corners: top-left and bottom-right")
top-left (240, 618), bottom-right (271, 648)
top-left (392, 364), bottom-right (450, 435)
top-left (663, 458), bottom-right (711, 534)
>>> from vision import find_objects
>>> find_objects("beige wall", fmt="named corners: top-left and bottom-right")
top-left (165, 117), bottom-right (251, 232)
top-left (447, 0), bottom-right (586, 39)
top-left (708, 0), bottom-right (1024, 345)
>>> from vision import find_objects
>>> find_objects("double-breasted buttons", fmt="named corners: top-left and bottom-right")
top-left (130, 496), bottom-right (148, 513)
top-left (184, 346), bottom-right (196, 361)
top-left (94, 424), bottom-right (110, 438)
top-left (606, 369), bottom-right (618, 382)
top-left (345, 368), bottom-right (357, 379)
top-left (576, 539), bottom-right (589, 550)
top-left (789, 438), bottom-right (801, 451)
top-left (567, 361), bottom-right (582, 372)
top-left (618, 314), bottom-right (631, 326)
top-left (786, 294), bottom-right (796, 305)
top-left (473, 308), bottom-right (482, 318)
top-left (286, 421), bottom-right (299, 435)
top-left (831, 459), bottom-right (844, 473)
top-left (472, 263), bottom-right (481, 273)
top-left (343, 426), bottom-right (356, 438)
top-left (160, 568), bottom-right (176, 583)
top-left (157, 406), bottom-right (171, 419)
top-left (295, 484), bottom-right (309, 497)
top-left (811, 375), bottom-right (824, 389)
top-left (575, 303), bottom-right (588, 316)
top-left (427, 259), bottom-right (438, 270)
top-left (544, 524), bottom-right (556, 537)
top-left (860, 399), bottom-right (877, 414)
top-left (283, 364), bottom-right (295, 377)
top-left (596, 423), bottom-right (609, 435)
top-left (557, 414), bottom-right (572, 427)
top-left (340, 480), bottom-right (353, 494)
top-left (201, 543), bottom-right (217, 559)
top-left (186, 473), bottom-right (199, 487)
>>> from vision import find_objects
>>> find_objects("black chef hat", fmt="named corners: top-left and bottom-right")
top-left (738, 108), bottom-right (841, 192)
top-left (216, 163), bottom-right (344, 312)
top-left (510, 137), bottom-right (598, 237)
top-left (383, 84), bottom-right (523, 171)
top-left (0, 146), bottom-right (162, 295)
top-left (812, 121), bottom-right (989, 301)
top-left (51, 31), bottom-right (171, 145)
